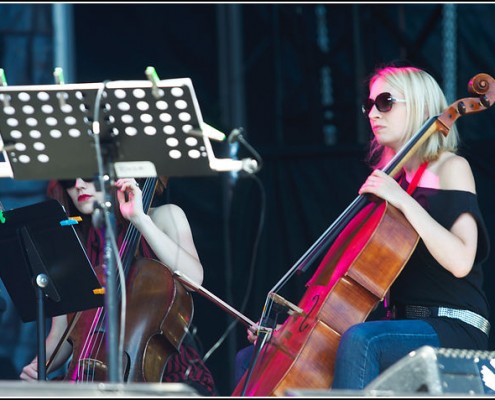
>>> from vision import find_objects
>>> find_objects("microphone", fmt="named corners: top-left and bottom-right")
top-left (241, 158), bottom-right (259, 174)
top-left (206, 127), bottom-right (262, 174)
top-left (227, 128), bottom-right (243, 144)
top-left (209, 157), bottom-right (259, 173)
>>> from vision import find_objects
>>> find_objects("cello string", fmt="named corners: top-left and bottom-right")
top-left (381, 116), bottom-right (437, 176)
top-left (75, 219), bottom-right (126, 381)
top-left (74, 178), bottom-right (155, 381)
top-left (88, 178), bottom-right (155, 380)
top-left (72, 307), bottom-right (103, 381)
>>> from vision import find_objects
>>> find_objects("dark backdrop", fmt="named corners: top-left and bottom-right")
top-left (2, 3), bottom-right (495, 396)
top-left (72, 3), bottom-right (495, 395)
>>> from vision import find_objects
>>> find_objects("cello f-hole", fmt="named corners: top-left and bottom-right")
top-left (299, 295), bottom-right (319, 332)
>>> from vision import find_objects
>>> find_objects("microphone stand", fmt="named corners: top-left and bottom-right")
top-left (96, 175), bottom-right (121, 383)
top-left (91, 81), bottom-right (122, 383)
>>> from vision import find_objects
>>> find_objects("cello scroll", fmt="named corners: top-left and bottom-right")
top-left (437, 73), bottom-right (495, 133)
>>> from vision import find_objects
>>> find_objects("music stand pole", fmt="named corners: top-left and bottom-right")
top-left (101, 181), bottom-right (121, 383)
top-left (34, 275), bottom-right (48, 380)
top-left (90, 77), bottom-right (122, 382)
top-left (21, 225), bottom-right (61, 381)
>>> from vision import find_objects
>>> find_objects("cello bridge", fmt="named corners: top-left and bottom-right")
top-left (76, 358), bottom-right (108, 381)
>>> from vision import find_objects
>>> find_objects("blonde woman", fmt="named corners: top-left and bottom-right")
top-left (331, 64), bottom-right (491, 390)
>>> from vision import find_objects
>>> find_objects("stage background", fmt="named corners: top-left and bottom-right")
top-left (1, 3), bottom-right (495, 396)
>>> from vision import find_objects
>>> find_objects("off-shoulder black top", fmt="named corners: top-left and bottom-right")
top-left (390, 186), bottom-right (491, 350)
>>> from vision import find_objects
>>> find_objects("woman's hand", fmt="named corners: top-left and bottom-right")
top-left (115, 178), bottom-right (146, 222)
top-left (358, 169), bottom-right (409, 210)
top-left (19, 358), bottom-right (38, 381)
top-left (247, 323), bottom-right (259, 344)
top-left (246, 321), bottom-right (283, 344)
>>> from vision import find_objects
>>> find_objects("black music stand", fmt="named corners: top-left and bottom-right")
top-left (0, 199), bottom-right (104, 381)
top-left (0, 78), bottom-right (218, 180)
top-left (102, 79), bottom-right (218, 178)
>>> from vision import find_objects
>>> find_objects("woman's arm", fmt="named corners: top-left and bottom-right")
top-left (135, 204), bottom-right (204, 285)
top-left (359, 155), bottom-right (478, 278)
top-left (116, 179), bottom-right (204, 285)
top-left (20, 315), bottom-right (72, 380)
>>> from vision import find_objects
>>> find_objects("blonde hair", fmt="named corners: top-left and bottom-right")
top-left (366, 66), bottom-right (459, 169)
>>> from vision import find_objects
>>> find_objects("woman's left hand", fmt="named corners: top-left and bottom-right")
top-left (358, 169), bottom-right (408, 209)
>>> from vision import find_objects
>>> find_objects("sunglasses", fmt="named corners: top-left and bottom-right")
top-left (361, 92), bottom-right (407, 115)
top-left (60, 177), bottom-right (94, 189)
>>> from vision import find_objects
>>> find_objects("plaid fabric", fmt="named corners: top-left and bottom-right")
top-left (163, 343), bottom-right (217, 396)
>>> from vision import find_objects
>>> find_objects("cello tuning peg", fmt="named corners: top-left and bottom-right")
top-left (480, 95), bottom-right (491, 108)
top-left (457, 101), bottom-right (467, 115)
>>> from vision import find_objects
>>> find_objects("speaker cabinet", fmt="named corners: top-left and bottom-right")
top-left (365, 345), bottom-right (495, 395)
top-left (286, 346), bottom-right (495, 396)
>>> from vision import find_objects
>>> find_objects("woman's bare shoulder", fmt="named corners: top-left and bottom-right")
top-left (435, 152), bottom-right (475, 193)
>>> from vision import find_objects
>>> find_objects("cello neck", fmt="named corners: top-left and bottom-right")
top-left (119, 177), bottom-right (158, 271)
top-left (278, 116), bottom-right (441, 283)
top-left (383, 116), bottom-right (438, 177)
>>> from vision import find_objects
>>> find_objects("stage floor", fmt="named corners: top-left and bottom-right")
top-left (0, 381), bottom-right (200, 397)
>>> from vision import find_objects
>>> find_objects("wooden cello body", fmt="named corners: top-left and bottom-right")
top-left (59, 178), bottom-right (193, 383)
top-left (64, 259), bottom-right (193, 382)
top-left (233, 200), bottom-right (419, 395)
top-left (233, 73), bottom-right (495, 396)
top-left (122, 257), bottom-right (192, 382)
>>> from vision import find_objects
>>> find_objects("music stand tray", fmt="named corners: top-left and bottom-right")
top-left (0, 199), bottom-right (104, 322)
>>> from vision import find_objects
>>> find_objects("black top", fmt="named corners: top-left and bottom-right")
top-left (390, 186), bottom-right (491, 350)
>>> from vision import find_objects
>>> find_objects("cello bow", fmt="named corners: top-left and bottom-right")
top-left (174, 271), bottom-right (256, 329)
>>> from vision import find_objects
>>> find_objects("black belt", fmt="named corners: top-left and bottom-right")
top-left (391, 304), bottom-right (490, 336)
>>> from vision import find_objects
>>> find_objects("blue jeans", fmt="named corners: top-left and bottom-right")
top-left (332, 319), bottom-right (440, 390)
top-left (234, 345), bottom-right (255, 387)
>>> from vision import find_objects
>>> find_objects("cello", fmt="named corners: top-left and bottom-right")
top-left (47, 177), bottom-right (193, 382)
top-left (232, 73), bottom-right (495, 396)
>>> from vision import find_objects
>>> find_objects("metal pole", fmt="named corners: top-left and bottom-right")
top-left (442, 4), bottom-right (457, 103)
top-left (52, 4), bottom-right (76, 82)
top-left (217, 3), bottom-right (246, 391)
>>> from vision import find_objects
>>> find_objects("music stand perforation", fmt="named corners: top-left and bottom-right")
top-left (0, 79), bottom-right (217, 180)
